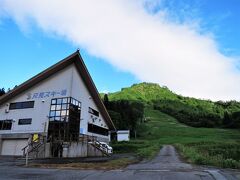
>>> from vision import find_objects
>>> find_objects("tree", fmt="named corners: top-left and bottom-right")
top-left (223, 111), bottom-right (232, 127)
top-left (103, 94), bottom-right (109, 109)
top-left (104, 99), bottom-right (144, 137)
top-left (231, 111), bottom-right (240, 128)
top-left (0, 88), bottom-right (5, 96)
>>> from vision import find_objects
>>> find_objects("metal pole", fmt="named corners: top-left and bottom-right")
top-left (26, 148), bottom-right (28, 166)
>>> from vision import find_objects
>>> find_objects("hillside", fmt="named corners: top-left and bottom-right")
top-left (112, 108), bottom-right (240, 168)
top-left (104, 82), bottom-right (240, 128)
top-left (106, 82), bottom-right (240, 114)
top-left (107, 83), bottom-right (240, 168)
top-left (107, 82), bottom-right (178, 102)
top-left (106, 83), bottom-right (240, 168)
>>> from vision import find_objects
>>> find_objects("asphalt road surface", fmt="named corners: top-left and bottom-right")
top-left (0, 145), bottom-right (239, 180)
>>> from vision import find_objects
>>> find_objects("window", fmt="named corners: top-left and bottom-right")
top-left (89, 107), bottom-right (99, 117)
top-left (18, 118), bottom-right (32, 125)
top-left (88, 123), bottom-right (108, 136)
top-left (9, 101), bottom-right (34, 110)
top-left (48, 97), bottom-right (81, 142)
top-left (0, 120), bottom-right (12, 130)
top-left (49, 97), bottom-right (81, 121)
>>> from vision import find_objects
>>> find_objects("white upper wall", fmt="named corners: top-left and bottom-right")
top-left (0, 64), bottom-right (109, 139)
top-left (0, 65), bottom-right (72, 134)
top-left (71, 66), bottom-right (109, 137)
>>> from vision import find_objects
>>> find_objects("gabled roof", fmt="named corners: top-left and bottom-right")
top-left (0, 50), bottom-right (116, 130)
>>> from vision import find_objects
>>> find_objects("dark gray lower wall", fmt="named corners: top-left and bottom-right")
top-left (87, 144), bottom-right (105, 157)
top-left (62, 142), bottom-right (88, 157)
top-left (0, 133), bottom-right (106, 158)
top-left (62, 142), bottom-right (104, 158)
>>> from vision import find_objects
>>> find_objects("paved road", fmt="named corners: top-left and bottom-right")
top-left (127, 145), bottom-right (240, 180)
top-left (0, 145), bottom-right (239, 180)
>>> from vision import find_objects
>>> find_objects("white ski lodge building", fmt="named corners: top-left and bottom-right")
top-left (0, 51), bottom-right (116, 158)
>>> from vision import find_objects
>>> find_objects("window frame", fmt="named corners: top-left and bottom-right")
top-left (88, 107), bottom-right (99, 117)
top-left (9, 101), bottom-right (34, 110)
top-left (49, 97), bottom-right (81, 122)
top-left (18, 118), bottom-right (32, 125)
top-left (88, 123), bottom-right (108, 136)
top-left (0, 120), bottom-right (12, 130)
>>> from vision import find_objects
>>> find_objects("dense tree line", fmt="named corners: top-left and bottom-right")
top-left (153, 99), bottom-right (240, 128)
top-left (103, 94), bottom-right (144, 137)
top-left (223, 111), bottom-right (240, 128)
top-left (0, 87), bottom-right (17, 96)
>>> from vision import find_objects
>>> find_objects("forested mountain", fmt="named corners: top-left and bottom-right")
top-left (107, 83), bottom-right (178, 102)
top-left (102, 82), bottom-right (240, 129)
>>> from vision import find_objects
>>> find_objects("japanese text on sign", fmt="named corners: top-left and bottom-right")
top-left (27, 89), bottom-right (67, 99)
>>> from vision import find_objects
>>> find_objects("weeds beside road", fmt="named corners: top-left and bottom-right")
top-left (112, 108), bottom-right (240, 169)
top-left (30, 157), bottom-right (138, 170)
top-left (176, 142), bottom-right (240, 169)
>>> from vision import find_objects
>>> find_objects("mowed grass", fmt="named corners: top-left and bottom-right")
top-left (112, 108), bottom-right (240, 168)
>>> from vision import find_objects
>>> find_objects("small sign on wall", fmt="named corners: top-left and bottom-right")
top-left (32, 134), bottom-right (39, 142)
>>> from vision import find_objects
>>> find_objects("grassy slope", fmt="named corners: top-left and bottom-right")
top-left (139, 108), bottom-right (239, 144)
top-left (112, 108), bottom-right (240, 168)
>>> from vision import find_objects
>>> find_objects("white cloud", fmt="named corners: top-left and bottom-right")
top-left (100, 89), bottom-right (109, 94)
top-left (0, 0), bottom-right (240, 100)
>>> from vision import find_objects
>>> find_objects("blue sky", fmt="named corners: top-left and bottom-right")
top-left (0, 18), bottom-right (139, 93)
top-left (0, 0), bottom-right (240, 100)
top-left (146, 0), bottom-right (240, 56)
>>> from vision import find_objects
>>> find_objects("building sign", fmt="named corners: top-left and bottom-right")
top-left (26, 89), bottom-right (67, 100)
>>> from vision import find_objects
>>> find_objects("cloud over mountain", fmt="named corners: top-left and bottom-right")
top-left (1, 0), bottom-right (240, 100)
